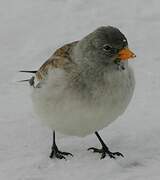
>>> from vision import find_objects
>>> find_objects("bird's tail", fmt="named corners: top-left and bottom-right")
top-left (19, 70), bottom-right (36, 87)
top-left (18, 79), bottom-right (31, 82)
top-left (19, 70), bottom-right (37, 73)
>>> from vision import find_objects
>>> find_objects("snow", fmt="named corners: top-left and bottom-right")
top-left (0, 0), bottom-right (160, 179)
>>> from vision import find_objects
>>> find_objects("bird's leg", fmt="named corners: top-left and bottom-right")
top-left (49, 130), bottom-right (73, 160)
top-left (88, 131), bottom-right (124, 159)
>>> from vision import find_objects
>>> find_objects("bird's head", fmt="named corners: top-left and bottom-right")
top-left (73, 26), bottom-right (136, 69)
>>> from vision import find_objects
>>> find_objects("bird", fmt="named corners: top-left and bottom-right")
top-left (21, 26), bottom-right (136, 160)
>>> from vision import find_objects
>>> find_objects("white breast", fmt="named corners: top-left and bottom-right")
top-left (32, 66), bottom-right (135, 137)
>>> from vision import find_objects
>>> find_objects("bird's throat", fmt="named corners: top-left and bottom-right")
top-left (114, 59), bottom-right (126, 71)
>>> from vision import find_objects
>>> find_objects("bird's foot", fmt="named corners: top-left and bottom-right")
top-left (49, 145), bottom-right (73, 160)
top-left (88, 145), bottom-right (124, 159)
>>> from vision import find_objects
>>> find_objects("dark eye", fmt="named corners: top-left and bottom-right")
top-left (103, 44), bottom-right (112, 52)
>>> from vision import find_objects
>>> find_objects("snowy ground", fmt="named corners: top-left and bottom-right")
top-left (0, 0), bottom-right (160, 179)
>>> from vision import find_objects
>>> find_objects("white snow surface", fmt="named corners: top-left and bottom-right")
top-left (0, 0), bottom-right (160, 179)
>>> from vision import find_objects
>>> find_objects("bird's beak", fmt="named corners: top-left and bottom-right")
top-left (118, 48), bottom-right (136, 61)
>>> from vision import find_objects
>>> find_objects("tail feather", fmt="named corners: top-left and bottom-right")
top-left (18, 79), bottom-right (30, 82)
top-left (18, 76), bottom-right (35, 87)
top-left (19, 70), bottom-right (37, 73)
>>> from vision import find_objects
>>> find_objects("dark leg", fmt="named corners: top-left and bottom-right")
top-left (88, 131), bottom-right (124, 159)
top-left (49, 130), bottom-right (73, 160)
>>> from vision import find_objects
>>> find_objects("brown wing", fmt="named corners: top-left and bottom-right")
top-left (35, 41), bottom-right (78, 81)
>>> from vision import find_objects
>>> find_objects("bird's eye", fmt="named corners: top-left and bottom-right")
top-left (103, 44), bottom-right (112, 52)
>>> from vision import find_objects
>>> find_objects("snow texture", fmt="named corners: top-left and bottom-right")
top-left (0, 0), bottom-right (160, 179)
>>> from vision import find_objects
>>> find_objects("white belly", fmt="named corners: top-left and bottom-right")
top-left (32, 67), bottom-right (135, 137)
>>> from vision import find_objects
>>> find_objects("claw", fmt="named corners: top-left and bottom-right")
top-left (88, 147), bottom-right (102, 153)
top-left (88, 147), bottom-right (94, 151)
top-left (61, 151), bottom-right (73, 157)
top-left (90, 132), bottom-right (124, 160)
top-left (50, 149), bottom-right (73, 160)
top-left (113, 152), bottom-right (124, 157)
top-left (56, 153), bottom-right (67, 160)
top-left (101, 152), bottom-right (106, 159)
top-left (49, 131), bottom-right (73, 160)
top-left (88, 146), bottom-right (124, 159)
top-left (108, 153), bottom-right (116, 159)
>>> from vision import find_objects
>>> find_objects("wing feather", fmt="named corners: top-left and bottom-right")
top-left (35, 41), bottom-right (78, 81)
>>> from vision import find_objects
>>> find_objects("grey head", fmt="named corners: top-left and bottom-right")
top-left (73, 26), bottom-right (135, 67)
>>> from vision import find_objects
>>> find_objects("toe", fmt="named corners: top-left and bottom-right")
top-left (100, 152), bottom-right (106, 159)
top-left (88, 147), bottom-right (96, 151)
top-left (108, 152), bottom-right (116, 159)
top-left (113, 152), bottom-right (124, 157)
top-left (56, 153), bottom-right (66, 160)
top-left (88, 147), bottom-right (101, 153)
top-left (107, 151), bottom-right (124, 159)
top-left (61, 151), bottom-right (73, 156)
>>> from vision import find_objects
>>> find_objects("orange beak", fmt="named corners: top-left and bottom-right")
top-left (118, 48), bottom-right (136, 61)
